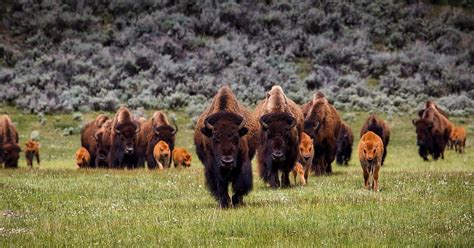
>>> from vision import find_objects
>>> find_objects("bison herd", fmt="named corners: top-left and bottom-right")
top-left (0, 86), bottom-right (469, 208)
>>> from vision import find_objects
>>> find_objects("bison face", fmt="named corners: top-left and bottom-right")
top-left (153, 123), bottom-right (177, 149)
top-left (114, 120), bottom-right (139, 155)
top-left (184, 153), bottom-right (192, 167)
top-left (3, 143), bottom-right (21, 168)
top-left (303, 120), bottom-right (321, 140)
top-left (362, 144), bottom-right (378, 165)
top-left (413, 119), bottom-right (433, 148)
top-left (299, 134), bottom-right (313, 164)
top-left (260, 113), bottom-right (296, 163)
top-left (201, 112), bottom-right (248, 169)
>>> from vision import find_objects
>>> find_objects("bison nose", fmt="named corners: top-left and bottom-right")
top-left (221, 156), bottom-right (234, 165)
top-left (272, 151), bottom-right (283, 160)
top-left (367, 158), bottom-right (374, 163)
top-left (98, 154), bottom-right (106, 160)
top-left (303, 155), bottom-right (311, 161)
top-left (125, 147), bottom-right (134, 154)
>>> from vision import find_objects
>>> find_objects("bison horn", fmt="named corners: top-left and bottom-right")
top-left (288, 116), bottom-right (297, 129)
top-left (204, 116), bottom-right (214, 131)
top-left (114, 124), bottom-right (121, 135)
top-left (259, 116), bottom-right (269, 130)
top-left (153, 126), bottom-right (160, 136)
top-left (238, 118), bottom-right (246, 130)
top-left (172, 120), bottom-right (178, 135)
top-left (314, 122), bottom-right (321, 132)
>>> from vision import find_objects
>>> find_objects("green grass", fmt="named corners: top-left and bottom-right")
top-left (1, 105), bottom-right (473, 246)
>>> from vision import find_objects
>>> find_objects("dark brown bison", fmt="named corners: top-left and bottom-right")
top-left (80, 114), bottom-right (109, 168)
top-left (136, 111), bottom-right (177, 169)
top-left (109, 107), bottom-right (140, 169)
top-left (194, 85), bottom-right (258, 208)
top-left (336, 121), bottom-right (354, 166)
top-left (302, 92), bottom-right (342, 175)
top-left (413, 101), bottom-right (452, 161)
top-left (254, 86), bottom-right (304, 188)
top-left (360, 114), bottom-right (390, 165)
top-left (94, 119), bottom-right (112, 168)
top-left (0, 115), bottom-right (21, 168)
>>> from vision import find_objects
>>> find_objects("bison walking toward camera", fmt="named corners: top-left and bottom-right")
top-left (136, 111), bottom-right (177, 169)
top-left (194, 85), bottom-right (258, 208)
top-left (291, 132), bottom-right (314, 186)
top-left (254, 86), bottom-right (304, 188)
top-left (302, 92), bottom-right (341, 175)
top-left (358, 131), bottom-right (384, 192)
top-left (109, 107), bottom-right (140, 169)
top-left (360, 114), bottom-right (390, 165)
top-left (336, 122), bottom-right (353, 166)
top-left (0, 115), bottom-right (21, 168)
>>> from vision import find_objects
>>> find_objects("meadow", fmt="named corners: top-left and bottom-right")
top-left (0, 105), bottom-right (473, 246)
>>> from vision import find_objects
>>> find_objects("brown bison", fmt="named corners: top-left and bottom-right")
top-left (336, 121), bottom-right (354, 166)
top-left (302, 92), bottom-right (342, 175)
top-left (136, 111), bottom-right (177, 169)
top-left (153, 141), bottom-right (170, 170)
top-left (358, 131), bottom-right (384, 192)
top-left (413, 101), bottom-right (453, 161)
top-left (25, 140), bottom-right (40, 167)
top-left (194, 85), bottom-right (258, 208)
top-left (81, 114), bottom-right (109, 168)
top-left (451, 126), bottom-right (466, 154)
top-left (173, 147), bottom-right (192, 168)
top-left (292, 132), bottom-right (314, 186)
top-left (254, 86), bottom-right (304, 188)
top-left (292, 162), bottom-right (306, 186)
top-left (360, 114), bottom-right (390, 165)
top-left (94, 119), bottom-right (112, 168)
top-left (0, 115), bottom-right (21, 168)
top-left (109, 107), bottom-right (140, 169)
top-left (75, 147), bottom-right (90, 168)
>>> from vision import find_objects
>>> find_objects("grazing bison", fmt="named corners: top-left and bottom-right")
top-left (358, 131), bottom-right (384, 192)
top-left (360, 114), bottom-right (390, 165)
top-left (292, 162), bottom-right (306, 186)
top-left (136, 111), bottom-right (178, 169)
top-left (0, 115), bottom-right (21, 168)
top-left (25, 140), bottom-right (40, 167)
top-left (413, 101), bottom-right (453, 161)
top-left (194, 85), bottom-right (258, 208)
top-left (94, 119), bottom-right (112, 168)
top-left (75, 147), bottom-right (91, 168)
top-left (254, 86), bottom-right (304, 188)
top-left (153, 141), bottom-right (170, 170)
top-left (173, 147), bottom-right (192, 168)
top-left (81, 114), bottom-right (109, 168)
top-left (336, 122), bottom-right (354, 166)
top-left (109, 107), bottom-right (140, 169)
top-left (302, 92), bottom-right (342, 175)
top-left (451, 126), bottom-right (466, 154)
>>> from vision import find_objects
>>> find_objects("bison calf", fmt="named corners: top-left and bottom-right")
top-left (452, 126), bottom-right (466, 154)
top-left (75, 147), bottom-right (90, 168)
top-left (292, 132), bottom-right (313, 186)
top-left (360, 114), bottom-right (390, 166)
top-left (25, 140), bottom-right (40, 167)
top-left (358, 131), bottom-right (384, 192)
top-left (153, 141), bottom-right (170, 170)
top-left (173, 147), bottom-right (192, 168)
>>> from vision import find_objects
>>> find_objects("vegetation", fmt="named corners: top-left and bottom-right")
top-left (1, 105), bottom-right (473, 246)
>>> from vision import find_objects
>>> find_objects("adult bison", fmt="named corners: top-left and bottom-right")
top-left (0, 115), bottom-right (21, 168)
top-left (194, 85), bottom-right (258, 208)
top-left (336, 121), bottom-right (354, 166)
top-left (254, 86), bottom-right (304, 188)
top-left (136, 111), bottom-right (177, 169)
top-left (413, 101), bottom-right (452, 161)
top-left (302, 92), bottom-right (342, 175)
top-left (109, 107), bottom-right (140, 169)
top-left (81, 114), bottom-right (109, 168)
top-left (360, 114), bottom-right (390, 165)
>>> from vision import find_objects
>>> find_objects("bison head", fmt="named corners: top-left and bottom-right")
top-left (413, 119), bottom-right (433, 149)
top-left (299, 133), bottom-right (314, 164)
top-left (3, 143), bottom-right (21, 168)
top-left (114, 120), bottom-right (139, 155)
top-left (153, 121), bottom-right (178, 149)
top-left (201, 112), bottom-right (248, 169)
top-left (260, 112), bottom-right (297, 163)
top-left (361, 141), bottom-right (379, 165)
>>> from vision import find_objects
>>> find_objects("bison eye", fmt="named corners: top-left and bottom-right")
top-left (309, 147), bottom-right (312, 152)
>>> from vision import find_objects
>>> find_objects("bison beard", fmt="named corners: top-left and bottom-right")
top-left (257, 112), bottom-right (298, 188)
top-left (195, 112), bottom-right (253, 208)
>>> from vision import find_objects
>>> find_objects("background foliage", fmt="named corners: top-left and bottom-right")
top-left (0, 0), bottom-right (473, 119)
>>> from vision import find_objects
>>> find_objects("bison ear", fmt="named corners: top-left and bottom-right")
top-left (201, 127), bottom-right (213, 138)
top-left (239, 127), bottom-right (248, 137)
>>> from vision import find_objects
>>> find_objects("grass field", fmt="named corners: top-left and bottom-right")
top-left (1, 105), bottom-right (473, 246)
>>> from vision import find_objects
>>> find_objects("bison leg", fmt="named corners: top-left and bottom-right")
top-left (381, 148), bottom-right (387, 166)
top-left (373, 165), bottom-right (380, 192)
top-left (217, 180), bottom-right (231, 208)
top-left (281, 170), bottom-right (291, 188)
top-left (146, 152), bottom-right (157, 169)
top-left (231, 163), bottom-right (252, 207)
top-left (292, 170), bottom-right (297, 185)
top-left (269, 169), bottom-right (280, 189)
top-left (363, 167), bottom-right (369, 190)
